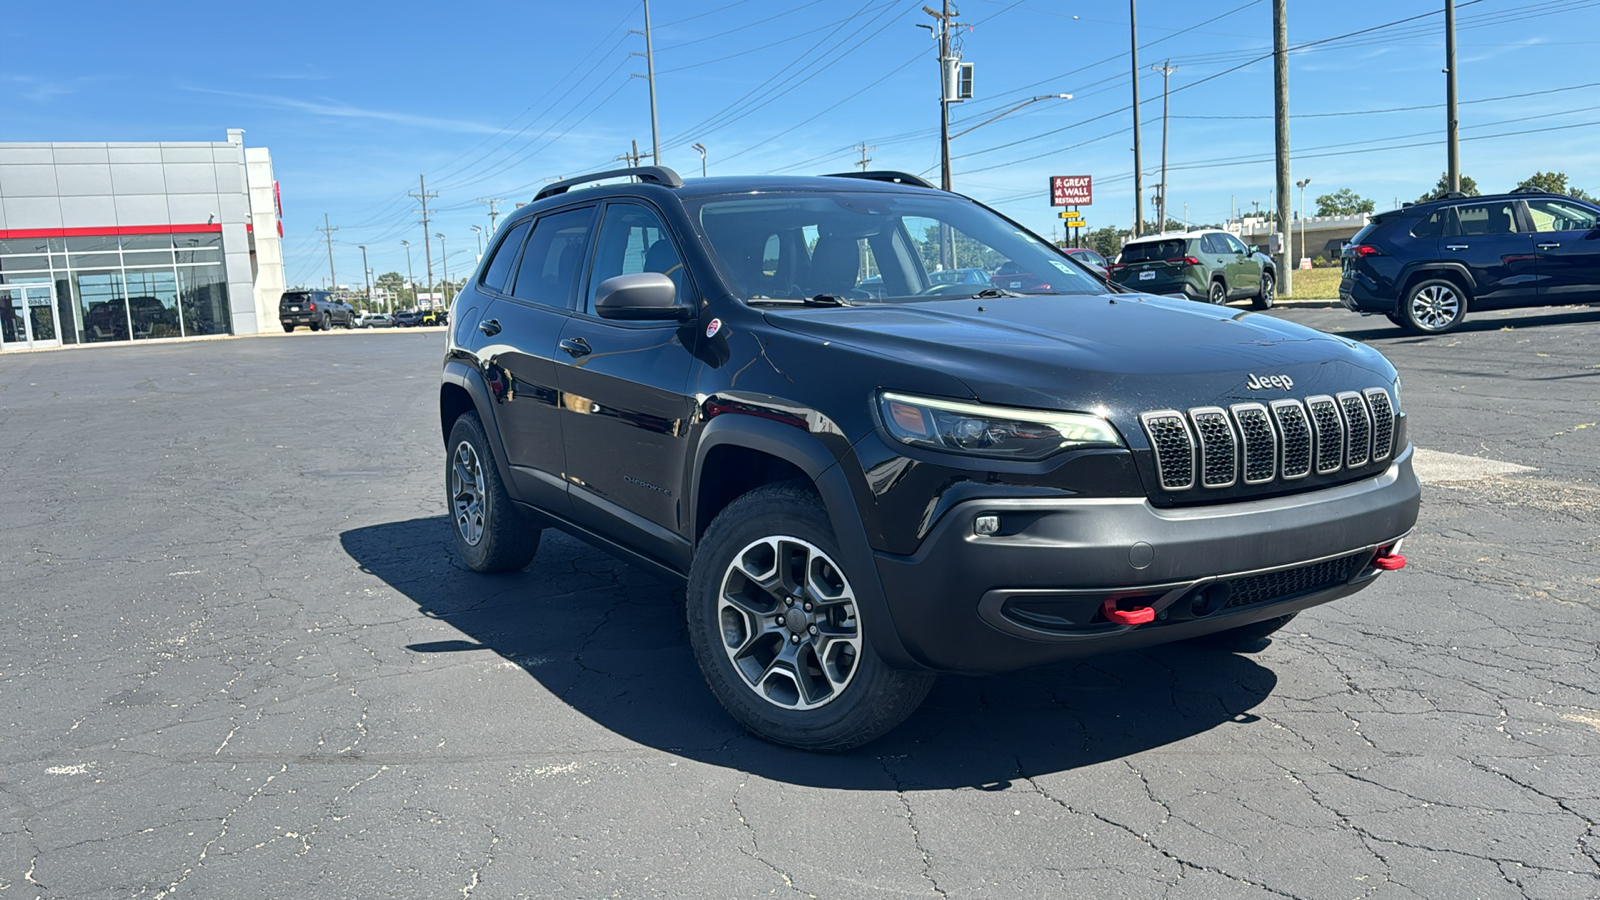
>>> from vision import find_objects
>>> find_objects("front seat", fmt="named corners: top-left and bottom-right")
top-left (806, 236), bottom-right (860, 297)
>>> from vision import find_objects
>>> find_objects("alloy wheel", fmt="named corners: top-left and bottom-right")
top-left (451, 440), bottom-right (486, 546)
top-left (716, 535), bottom-right (861, 710)
top-left (1409, 283), bottom-right (1461, 331)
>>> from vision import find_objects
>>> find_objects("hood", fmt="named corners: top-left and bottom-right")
top-left (763, 293), bottom-right (1397, 423)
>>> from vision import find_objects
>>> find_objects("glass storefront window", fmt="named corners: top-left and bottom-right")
top-left (123, 269), bottom-right (181, 339)
top-left (76, 270), bottom-right (128, 343)
top-left (177, 263), bottom-right (229, 336)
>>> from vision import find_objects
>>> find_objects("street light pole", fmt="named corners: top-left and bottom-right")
top-left (357, 244), bottom-right (371, 311)
top-left (400, 240), bottom-right (414, 314)
top-left (692, 142), bottom-right (707, 177)
top-left (470, 225), bottom-right (484, 264)
top-left (1295, 177), bottom-right (1311, 268)
top-left (435, 233), bottom-right (449, 307)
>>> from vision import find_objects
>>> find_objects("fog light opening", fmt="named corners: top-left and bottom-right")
top-left (973, 514), bottom-right (1001, 536)
top-left (1190, 583), bottom-right (1230, 618)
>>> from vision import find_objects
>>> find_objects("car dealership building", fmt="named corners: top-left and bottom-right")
top-left (0, 129), bottom-right (285, 351)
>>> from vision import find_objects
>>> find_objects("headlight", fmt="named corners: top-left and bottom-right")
top-left (878, 392), bottom-right (1123, 460)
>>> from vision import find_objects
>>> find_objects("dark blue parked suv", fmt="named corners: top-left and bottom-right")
top-left (1340, 189), bottom-right (1600, 333)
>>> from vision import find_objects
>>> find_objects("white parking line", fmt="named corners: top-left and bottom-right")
top-left (1412, 448), bottom-right (1536, 484)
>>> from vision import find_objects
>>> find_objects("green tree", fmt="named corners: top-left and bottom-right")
top-left (1081, 226), bottom-right (1127, 261)
top-left (1416, 172), bottom-right (1480, 203)
top-left (1314, 188), bottom-right (1375, 216)
top-left (1515, 171), bottom-right (1594, 202)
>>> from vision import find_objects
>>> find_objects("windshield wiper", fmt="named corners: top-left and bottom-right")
top-left (971, 287), bottom-right (1024, 299)
top-left (747, 294), bottom-right (853, 307)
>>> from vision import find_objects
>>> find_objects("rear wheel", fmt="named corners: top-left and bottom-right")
top-left (686, 482), bottom-right (934, 751)
top-left (1208, 280), bottom-right (1228, 305)
top-left (1401, 278), bottom-right (1468, 334)
top-left (282, 323), bottom-right (294, 332)
top-left (1252, 272), bottom-right (1275, 310)
top-left (446, 412), bottom-right (541, 573)
top-left (1385, 311), bottom-right (1406, 327)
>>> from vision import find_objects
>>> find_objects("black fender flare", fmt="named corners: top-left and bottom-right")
top-left (691, 414), bottom-right (924, 671)
top-left (1399, 261), bottom-right (1477, 297)
top-left (440, 359), bottom-right (516, 492)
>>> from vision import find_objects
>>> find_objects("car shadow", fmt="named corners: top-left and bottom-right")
top-left (1303, 306), bottom-right (1600, 344)
top-left (341, 517), bottom-right (1282, 791)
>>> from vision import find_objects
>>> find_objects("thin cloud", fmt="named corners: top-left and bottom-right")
top-left (180, 86), bottom-right (506, 135)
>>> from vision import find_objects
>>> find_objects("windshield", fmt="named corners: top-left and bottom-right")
top-left (688, 190), bottom-right (1104, 303)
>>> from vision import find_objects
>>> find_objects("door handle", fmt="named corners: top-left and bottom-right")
top-left (559, 337), bottom-right (592, 358)
top-left (478, 318), bottom-right (501, 337)
top-left (1537, 242), bottom-right (1561, 249)
top-left (1445, 244), bottom-right (1469, 251)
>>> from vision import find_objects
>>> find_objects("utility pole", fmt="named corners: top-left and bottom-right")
top-left (358, 244), bottom-right (371, 309)
top-left (923, 1), bottom-right (962, 269)
top-left (477, 198), bottom-right (506, 237)
top-left (409, 175), bottom-right (437, 308)
top-left (400, 240), bottom-right (414, 313)
top-left (435, 233), bottom-right (449, 307)
top-left (1152, 59), bottom-right (1177, 232)
top-left (1130, 0), bottom-right (1143, 238)
top-left (1272, 0), bottom-right (1292, 297)
top-left (630, 0), bottom-right (662, 167)
top-left (1445, 0), bottom-right (1460, 193)
top-left (855, 142), bottom-right (874, 171)
top-left (318, 213), bottom-right (338, 287)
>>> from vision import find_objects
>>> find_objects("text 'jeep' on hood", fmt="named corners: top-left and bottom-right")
top-left (437, 166), bottom-right (1420, 751)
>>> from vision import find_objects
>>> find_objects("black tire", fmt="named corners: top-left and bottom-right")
top-left (282, 323), bottom-right (294, 333)
top-left (320, 313), bottom-right (332, 332)
top-left (1208, 279), bottom-right (1228, 305)
top-left (686, 482), bottom-right (935, 752)
top-left (1252, 272), bottom-right (1275, 310)
top-left (1190, 613), bottom-right (1298, 652)
top-left (1400, 278), bottom-right (1469, 334)
top-left (446, 412), bottom-right (540, 573)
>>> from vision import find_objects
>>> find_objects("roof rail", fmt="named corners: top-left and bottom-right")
top-left (1509, 184), bottom-right (1549, 194)
top-left (534, 166), bottom-right (684, 202)
top-left (823, 170), bottom-right (937, 189)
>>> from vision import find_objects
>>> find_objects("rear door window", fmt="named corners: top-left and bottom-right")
top-left (510, 207), bottom-right (596, 309)
top-left (1449, 202), bottom-right (1517, 236)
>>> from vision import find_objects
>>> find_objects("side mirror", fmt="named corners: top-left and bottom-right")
top-left (594, 272), bottom-right (687, 321)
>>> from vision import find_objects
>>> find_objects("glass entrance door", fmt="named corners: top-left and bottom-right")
top-left (0, 284), bottom-right (61, 350)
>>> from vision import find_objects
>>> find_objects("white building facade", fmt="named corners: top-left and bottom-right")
top-left (0, 129), bottom-right (285, 351)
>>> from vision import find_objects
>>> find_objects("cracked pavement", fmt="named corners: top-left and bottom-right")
top-left (1, 307), bottom-right (1597, 898)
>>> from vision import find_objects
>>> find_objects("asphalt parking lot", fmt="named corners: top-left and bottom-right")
top-left (2, 305), bottom-right (1598, 899)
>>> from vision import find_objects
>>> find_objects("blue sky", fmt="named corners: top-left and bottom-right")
top-left (5, 0), bottom-right (1599, 288)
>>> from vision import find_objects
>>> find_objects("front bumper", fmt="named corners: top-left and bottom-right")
top-left (871, 445), bottom-right (1421, 673)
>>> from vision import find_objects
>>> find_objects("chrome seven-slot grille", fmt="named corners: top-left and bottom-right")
top-left (1140, 388), bottom-right (1395, 492)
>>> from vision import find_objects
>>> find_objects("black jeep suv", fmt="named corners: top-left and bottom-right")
top-left (1340, 189), bottom-right (1600, 333)
top-left (439, 167), bottom-right (1420, 751)
top-left (279, 290), bottom-right (354, 331)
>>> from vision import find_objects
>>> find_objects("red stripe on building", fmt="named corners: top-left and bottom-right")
top-left (0, 223), bottom-right (225, 240)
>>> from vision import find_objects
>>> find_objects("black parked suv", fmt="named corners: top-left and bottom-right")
top-left (1340, 189), bottom-right (1600, 333)
top-left (279, 290), bottom-right (354, 331)
top-left (439, 167), bottom-right (1420, 750)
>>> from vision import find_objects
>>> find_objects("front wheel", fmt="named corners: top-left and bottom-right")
top-left (1208, 280), bottom-right (1228, 305)
top-left (686, 483), bottom-right (934, 752)
top-left (1252, 273), bottom-right (1275, 310)
top-left (446, 412), bottom-right (541, 573)
top-left (1401, 278), bottom-right (1469, 334)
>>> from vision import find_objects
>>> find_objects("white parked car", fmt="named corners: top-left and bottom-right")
top-left (354, 312), bottom-right (394, 328)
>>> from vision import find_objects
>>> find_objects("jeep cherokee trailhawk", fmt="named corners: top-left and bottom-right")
top-left (438, 167), bottom-right (1420, 751)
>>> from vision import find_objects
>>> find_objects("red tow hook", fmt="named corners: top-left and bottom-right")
top-left (1103, 598), bottom-right (1155, 626)
top-left (1373, 552), bottom-right (1407, 571)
